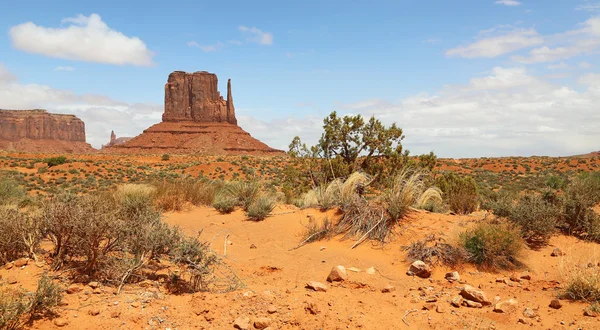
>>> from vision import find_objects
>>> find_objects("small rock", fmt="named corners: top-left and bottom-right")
top-left (445, 271), bottom-right (460, 282)
top-left (518, 318), bottom-right (528, 325)
top-left (381, 285), bottom-right (395, 293)
top-left (406, 260), bottom-right (432, 278)
top-left (365, 267), bottom-right (376, 275)
top-left (13, 258), bottom-right (29, 267)
top-left (110, 311), bottom-right (121, 318)
top-left (130, 301), bottom-right (140, 308)
top-left (584, 307), bottom-right (599, 317)
top-left (267, 305), bottom-right (278, 314)
top-left (88, 281), bottom-right (100, 289)
top-left (327, 265), bottom-right (348, 282)
top-left (460, 285), bottom-right (491, 306)
top-left (520, 272), bottom-right (532, 281)
top-left (227, 240), bottom-right (233, 245)
top-left (523, 307), bottom-right (536, 318)
top-left (92, 287), bottom-right (102, 294)
top-left (551, 248), bottom-right (565, 257)
top-left (347, 267), bottom-right (361, 272)
top-left (5, 263), bottom-right (13, 270)
top-left (496, 278), bottom-right (509, 284)
top-left (250, 244), bottom-right (257, 249)
top-left (305, 302), bottom-right (320, 315)
top-left (422, 303), bottom-right (436, 310)
top-left (509, 274), bottom-right (521, 283)
top-left (53, 318), bottom-right (68, 327)
top-left (234, 316), bottom-right (250, 330)
top-left (254, 317), bottom-right (271, 329)
top-left (436, 304), bottom-right (446, 313)
top-left (306, 281), bottom-right (328, 292)
top-left (493, 299), bottom-right (518, 313)
top-left (549, 299), bottom-right (562, 309)
top-left (88, 308), bottom-right (100, 316)
top-left (7, 277), bottom-right (17, 285)
top-left (464, 300), bottom-right (483, 308)
top-left (67, 284), bottom-right (82, 294)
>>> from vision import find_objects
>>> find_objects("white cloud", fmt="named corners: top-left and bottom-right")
top-left (0, 64), bottom-right (17, 83)
top-left (446, 28), bottom-right (543, 58)
top-left (422, 38), bottom-right (441, 45)
top-left (576, 1), bottom-right (600, 12)
top-left (241, 66), bottom-right (600, 157)
top-left (547, 62), bottom-right (571, 70)
top-left (53, 66), bottom-right (75, 72)
top-left (9, 14), bottom-right (154, 66)
top-left (495, 0), bottom-right (522, 6)
top-left (579, 61), bottom-right (594, 69)
top-left (238, 26), bottom-right (273, 45)
top-left (187, 41), bottom-right (224, 53)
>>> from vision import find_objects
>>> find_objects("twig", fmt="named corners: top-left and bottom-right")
top-left (288, 231), bottom-right (325, 251)
top-left (402, 308), bottom-right (418, 326)
top-left (223, 234), bottom-right (230, 256)
top-left (350, 210), bottom-right (385, 249)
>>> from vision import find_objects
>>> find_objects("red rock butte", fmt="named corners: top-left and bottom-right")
top-left (0, 109), bottom-right (95, 153)
top-left (104, 71), bottom-right (283, 155)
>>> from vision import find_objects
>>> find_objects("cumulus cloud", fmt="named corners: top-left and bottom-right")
top-left (446, 28), bottom-right (543, 58)
top-left (579, 61), bottom-right (594, 68)
top-left (576, 1), bottom-right (600, 12)
top-left (0, 64), bottom-right (162, 148)
top-left (187, 41), bottom-right (224, 52)
top-left (495, 0), bottom-right (522, 6)
top-left (53, 66), bottom-right (75, 72)
top-left (547, 62), bottom-right (571, 70)
top-left (238, 26), bottom-right (273, 45)
top-left (240, 66), bottom-right (600, 158)
top-left (9, 14), bottom-right (154, 66)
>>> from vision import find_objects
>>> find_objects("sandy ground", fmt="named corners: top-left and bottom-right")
top-left (2, 205), bottom-right (599, 329)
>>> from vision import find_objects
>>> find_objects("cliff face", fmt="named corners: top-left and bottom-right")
top-left (163, 71), bottom-right (237, 125)
top-left (0, 109), bottom-right (94, 153)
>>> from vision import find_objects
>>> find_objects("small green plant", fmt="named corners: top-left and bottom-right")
top-left (508, 193), bottom-right (559, 247)
top-left (161, 154), bottom-right (170, 161)
top-left (245, 194), bottom-right (277, 221)
top-left (436, 172), bottom-right (479, 215)
top-left (45, 156), bottom-right (67, 167)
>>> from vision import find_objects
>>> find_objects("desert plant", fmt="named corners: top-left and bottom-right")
top-left (153, 179), bottom-right (219, 211)
top-left (212, 193), bottom-right (238, 214)
top-left (403, 234), bottom-right (465, 267)
top-left (459, 219), bottom-right (525, 270)
top-left (508, 194), bottom-right (559, 247)
top-left (45, 156), bottom-right (67, 168)
top-left (436, 172), bottom-right (479, 214)
top-left (115, 184), bottom-right (156, 217)
top-left (561, 265), bottom-right (600, 302)
top-left (161, 154), bottom-right (170, 161)
top-left (0, 177), bottom-right (26, 205)
top-left (245, 193), bottom-right (278, 221)
top-left (385, 169), bottom-right (439, 220)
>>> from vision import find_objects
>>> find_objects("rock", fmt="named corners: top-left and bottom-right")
top-left (347, 267), bottom-right (361, 272)
top-left (549, 299), bottom-right (562, 309)
top-left (267, 305), bottom-right (278, 314)
top-left (493, 299), bottom-right (518, 313)
top-left (305, 302), bottom-right (320, 315)
top-left (464, 300), bottom-right (483, 308)
top-left (5, 263), bottom-right (13, 270)
top-left (67, 284), bottom-right (83, 294)
top-left (445, 271), bottom-right (460, 282)
top-left (0, 110), bottom-right (94, 153)
top-left (88, 308), bottom-right (100, 316)
top-left (584, 307), bottom-right (599, 317)
top-left (92, 288), bottom-right (102, 294)
top-left (496, 278), bottom-right (509, 284)
top-left (509, 274), bottom-right (521, 283)
top-left (381, 285), bottom-right (395, 293)
top-left (460, 285), bottom-right (491, 306)
top-left (306, 281), bottom-right (328, 292)
top-left (436, 304), bottom-right (446, 313)
top-left (110, 311), bottom-right (121, 318)
top-left (422, 303), bottom-right (436, 310)
top-left (103, 130), bottom-right (132, 147)
top-left (327, 265), bottom-right (348, 282)
top-left (406, 260), bottom-right (432, 278)
top-left (130, 301), bottom-right (140, 308)
top-left (523, 307), bottom-right (536, 318)
top-left (520, 272), bottom-right (531, 280)
top-left (7, 277), bottom-right (17, 284)
top-left (250, 244), bottom-right (257, 249)
top-left (518, 318), bottom-right (528, 324)
top-left (551, 248), bottom-right (565, 257)
top-left (88, 282), bottom-right (100, 289)
top-left (365, 267), bottom-right (376, 275)
top-left (233, 316), bottom-right (250, 330)
top-left (13, 258), bottom-right (29, 267)
top-left (53, 318), bottom-right (68, 327)
top-left (451, 296), bottom-right (464, 308)
top-left (254, 318), bottom-right (271, 329)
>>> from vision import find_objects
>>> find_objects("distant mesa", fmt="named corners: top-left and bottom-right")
top-left (103, 71), bottom-right (283, 155)
top-left (0, 109), bottom-right (95, 153)
top-left (102, 130), bottom-right (133, 148)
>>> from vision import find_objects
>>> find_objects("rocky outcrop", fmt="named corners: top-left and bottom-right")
top-left (0, 109), bottom-right (95, 153)
top-left (102, 130), bottom-right (132, 148)
top-left (163, 71), bottom-right (237, 125)
top-left (105, 70), bottom-right (282, 155)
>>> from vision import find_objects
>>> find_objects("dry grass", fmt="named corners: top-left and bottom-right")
top-left (385, 169), bottom-right (438, 220)
top-left (559, 250), bottom-right (600, 302)
top-left (403, 234), bottom-right (465, 267)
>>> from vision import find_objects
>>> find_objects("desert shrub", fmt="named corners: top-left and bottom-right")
top-left (0, 177), bottom-right (26, 205)
top-left (299, 218), bottom-right (335, 245)
top-left (115, 184), bottom-right (156, 217)
top-left (161, 154), bottom-right (170, 161)
top-left (0, 208), bottom-right (30, 264)
top-left (546, 175), bottom-right (566, 190)
top-left (153, 179), bottom-right (219, 211)
top-left (297, 172), bottom-right (371, 210)
top-left (403, 234), bottom-right (465, 267)
top-left (28, 274), bottom-right (62, 317)
top-left (508, 193), bottom-right (560, 247)
top-left (45, 156), bottom-right (67, 168)
top-left (459, 219), bottom-right (525, 270)
top-left (560, 173), bottom-right (600, 240)
top-left (213, 193), bottom-right (238, 214)
top-left (385, 169), bottom-right (440, 220)
top-left (245, 193), bottom-right (278, 221)
top-left (170, 236), bottom-right (220, 292)
top-left (436, 172), bottom-right (479, 214)
top-left (561, 266), bottom-right (600, 302)
top-left (213, 180), bottom-right (263, 212)
top-left (485, 190), bottom-right (516, 218)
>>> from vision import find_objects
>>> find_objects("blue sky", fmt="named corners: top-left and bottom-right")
top-left (1, 0), bottom-right (599, 157)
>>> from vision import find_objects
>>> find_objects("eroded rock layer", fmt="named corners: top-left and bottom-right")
top-left (0, 109), bottom-right (95, 153)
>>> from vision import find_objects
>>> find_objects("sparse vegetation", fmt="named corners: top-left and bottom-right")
top-left (436, 172), bottom-right (479, 215)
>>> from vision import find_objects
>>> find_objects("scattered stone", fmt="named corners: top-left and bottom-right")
top-left (551, 248), bottom-right (565, 257)
top-left (320, 246), bottom-right (326, 251)
top-left (92, 288), bottom-right (102, 294)
top-left (518, 318), bottom-right (528, 325)
top-left (406, 260), bottom-right (432, 278)
top-left (365, 267), bottom-right (376, 275)
top-left (520, 272), bottom-right (532, 281)
top-left (13, 258), bottom-right (29, 267)
top-left (305, 302), bottom-right (320, 315)
top-left (584, 307), bottom-right (599, 317)
top-left (523, 307), bottom-right (536, 318)
top-left (254, 318), bottom-right (271, 329)
top-left (422, 303), bottom-right (436, 311)
top-left (88, 282), bottom-right (100, 289)
top-left (306, 281), bottom-right (328, 292)
top-left (267, 305), bottom-right (278, 314)
top-left (250, 244), bottom-right (257, 249)
top-left (53, 318), bottom-right (68, 327)
top-left (549, 299), bottom-right (562, 309)
top-left (327, 265), bottom-right (348, 282)
top-left (463, 300), bottom-right (483, 308)
top-left (7, 277), bottom-right (17, 285)
top-left (233, 316), bottom-right (250, 330)
top-left (381, 285), bottom-right (395, 293)
top-left (436, 304), bottom-right (446, 313)
top-left (130, 301), bottom-right (140, 308)
top-left (88, 308), bottom-right (100, 316)
top-left (451, 296), bottom-right (464, 308)
top-left (496, 278), bottom-right (509, 284)
top-left (445, 271), bottom-right (460, 282)
top-left (347, 267), bottom-right (361, 272)
top-left (493, 299), bottom-right (518, 313)
top-left (460, 285), bottom-right (491, 306)
top-left (509, 274), bottom-right (521, 283)
top-left (5, 263), bottom-right (13, 270)
top-left (66, 284), bottom-right (82, 294)
top-left (110, 311), bottom-right (121, 318)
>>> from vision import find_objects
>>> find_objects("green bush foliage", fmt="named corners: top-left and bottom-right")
top-left (435, 172), bottom-right (479, 214)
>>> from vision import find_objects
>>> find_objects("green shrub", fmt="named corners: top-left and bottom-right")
top-left (213, 193), bottom-right (238, 214)
top-left (560, 173), bottom-right (600, 240)
top-left (508, 194), bottom-right (559, 247)
top-left (161, 154), bottom-right (170, 161)
top-left (0, 177), bottom-right (26, 205)
top-left (245, 194), bottom-right (277, 221)
top-left (0, 207), bottom-right (41, 264)
top-left (435, 172), bottom-right (479, 214)
top-left (45, 156), bottom-right (67, 167)
top-left (459, 219), bottom-right (525, 270)
top-left (561, 266), bottom-right (600, 302)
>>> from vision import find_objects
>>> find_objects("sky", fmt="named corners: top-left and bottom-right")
top-left (0, 0), bottom-right (599, 157)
